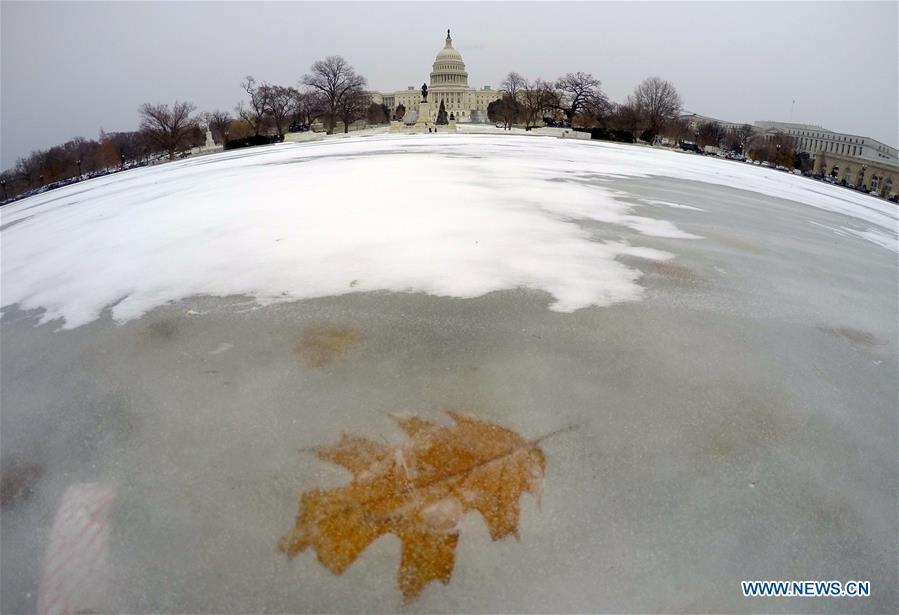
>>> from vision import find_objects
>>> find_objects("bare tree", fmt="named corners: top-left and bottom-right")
top-left (302, 56), bottom-right (367, 134)
top-left (236, 76), bottom-right (269, 136)
top-left (336, 88), bottom-right (371, 133)
top-left (579, 90), bottom-right (613, 128)
top-left (291, 89), bottom-right (325, 128)
top-left (554, 72), bottom-right (605, 127)
top-left (732, 123), bottom-right (756, 154)
top-left (609, 98), bottom-right (644, 138)
top-left (632, 76), bottom-right (683, 139)
top-left (495, 72), bottom-right (526, 129)
top-left (205, 110), bottom-right (232, 145)
top-left (262, 84), bottom-right (297, 138)
top-left (501, 72), bottom-right (525, 102)
top-left (769, 132), bottom-right (796, 167)
top-left (394, 103), bottom-right (406, 121)
top-left (138, 101), bottom-right (197, 160)
top-left (519, 79), bottom-right (554, 130)
top-left (497, 95), bottom-right (521, 129)
top-left (747, 131), bottom-right (794, 165)
top-left (661, 117), bottom-right (692, 144)
top-left (697, 121), bottom-right (727, 148)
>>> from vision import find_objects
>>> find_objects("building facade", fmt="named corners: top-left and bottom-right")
top-left (680, 112), bottom-right (746, 133)
top-left (813, 151), bottom-right (897, 199)
top-left (754, 121), bottom-right (898, 164)
top-left (372, 30), bottom-right (502, 123)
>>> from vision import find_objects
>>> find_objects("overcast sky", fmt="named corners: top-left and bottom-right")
top-left (2, 1), bottom-right (896, 169)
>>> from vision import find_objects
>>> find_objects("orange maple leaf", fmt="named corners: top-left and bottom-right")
top-left (279, 413), bottom-right (547, 602)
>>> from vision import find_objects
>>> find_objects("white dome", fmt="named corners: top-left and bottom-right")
top-left (435, 46), bottom-right (463, 62)
top-left (430, 30), bottom-right (468, 89)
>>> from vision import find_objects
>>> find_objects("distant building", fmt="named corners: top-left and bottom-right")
top-left (372, 30), bottom-right (502, 123)
top-left (674, 112), bottom-right (897, 197)
top-left (679, 112), bottom-right (746, 133)
top-left (679, 113), bottom-right (897, 168)
top-left (813, 151), bottom-right (897, 199)
top-left (754, 121), bottom-right (898, 164)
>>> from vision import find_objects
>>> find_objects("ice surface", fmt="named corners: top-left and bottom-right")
top-left (1, 134), bottom-right (896, 613)
top-left (3, 135), bottom-right (894, 330)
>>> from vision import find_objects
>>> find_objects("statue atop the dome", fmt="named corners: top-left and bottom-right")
top-left (421, 83), bottom-right (428, 102)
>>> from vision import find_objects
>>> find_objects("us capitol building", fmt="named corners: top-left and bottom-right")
top-left (372, 30), bottom-right (502, 123)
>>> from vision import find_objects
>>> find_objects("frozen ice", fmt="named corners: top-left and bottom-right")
top-left (3, 135), bottom-right (895, 329)
top-left (1, 134), bottom-right (896, 613)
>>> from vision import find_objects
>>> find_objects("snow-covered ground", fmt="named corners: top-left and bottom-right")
top-left (2, 135), bottom-right (895, 329)
top-left (2, 134), bottom-right (896, 613)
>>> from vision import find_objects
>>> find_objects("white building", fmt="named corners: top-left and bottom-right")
top-left (679, 112), bottom-right (746, 133)
top-left (754, 121), bottom-right (898, 164)
top-left (372, 30), bottom-right (502, 123)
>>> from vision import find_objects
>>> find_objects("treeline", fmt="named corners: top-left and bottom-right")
top-left (687, 120), bottom-right (809, 169)
top-left (483, 70), bottom-right (808, 169)
top-left (485, 73), bottom-right (685, 143)
top-left (0, 126), bottom-right (208, 202)
top-left (225, 56), bottom-right (388, 143)
top-left (662, 118), bottom-right (807, 170)
top-left (1, 55), bottom-right (386, 203)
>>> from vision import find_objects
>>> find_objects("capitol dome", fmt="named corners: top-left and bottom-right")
top-left (430, 30), bottom-right (468, 89)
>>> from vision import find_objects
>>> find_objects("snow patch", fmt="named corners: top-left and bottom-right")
top-left (641, 199), bottom-right (706, 212)
top-left (2, 134), bottom-right (894, 329)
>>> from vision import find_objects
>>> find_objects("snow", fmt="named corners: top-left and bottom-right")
top-left (641, 199), bottom-right (706, 212)
top-left (1, 134), bottom-right (895, 330)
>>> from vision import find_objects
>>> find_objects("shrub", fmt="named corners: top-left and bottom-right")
top-left (224, 134), bottom-right (283, 150)
top-left (580, 127), bottom-right (635, 143)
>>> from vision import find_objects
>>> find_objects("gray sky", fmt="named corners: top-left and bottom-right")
top-left (2, 1), bottom-right (896, 169)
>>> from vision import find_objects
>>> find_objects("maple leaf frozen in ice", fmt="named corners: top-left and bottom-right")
top-left (279, 413), bottom-right (546, 601)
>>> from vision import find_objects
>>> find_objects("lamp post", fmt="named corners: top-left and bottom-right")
top-left (76, 159), bottom-right (82, 179)
top-left (120, 153), bottom-right (125, 170)
top-left (1, 180), bottom-right (7, 201)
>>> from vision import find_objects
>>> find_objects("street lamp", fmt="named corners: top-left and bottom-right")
top-left (120, 153), bottom-right (125, 170)
top-left (1, 180), bottom-right (7, 201)
top-left (76, 159), bottom-right (82, 179)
